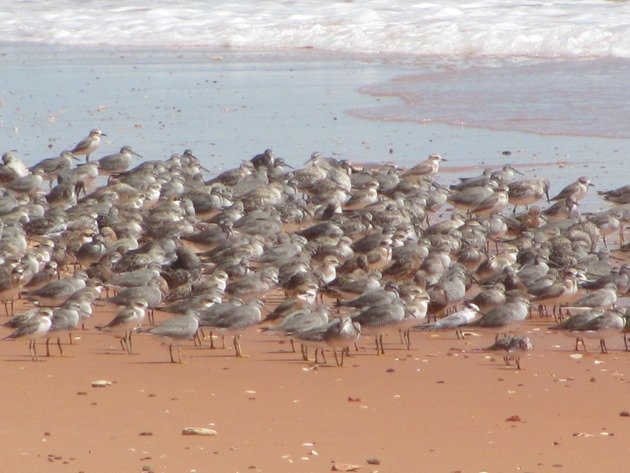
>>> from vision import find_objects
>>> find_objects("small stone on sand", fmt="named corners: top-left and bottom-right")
top-left (91, 380), bottom-right (112, 388)
top-left (182, 427), bottom-right (218, 436)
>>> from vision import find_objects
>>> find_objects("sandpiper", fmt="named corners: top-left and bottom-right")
top-left (403, 154), bottom-right (446, 180)
top-left (508, 177), bottom-right (550, 211)
top-left (485, 335), bottom-right (532, 370)
top-left (549, 176), bottom-right (593, 202)
top-left (70, 129), bottom-right (106, 162)
top-left (97, 146), bottom-right (142, 174)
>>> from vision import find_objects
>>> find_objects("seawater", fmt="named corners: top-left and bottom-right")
top-left (1, 1), bottom-right (628, 58)
top-left (0, 0), bottom-right (628, 177)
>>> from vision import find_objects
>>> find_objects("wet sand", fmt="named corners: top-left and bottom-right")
top-left (1, 298), bottom-right (629, 473)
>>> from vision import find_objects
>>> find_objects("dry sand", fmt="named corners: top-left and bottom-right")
top-left (1, 298), bottom-right (628, 473)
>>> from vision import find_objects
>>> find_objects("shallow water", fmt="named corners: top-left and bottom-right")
top-left (0, 46), bottom-right (628, 214)
top-left (356, 58), bottom-right (630, 139)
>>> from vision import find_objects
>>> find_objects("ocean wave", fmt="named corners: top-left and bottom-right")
top-left (1, 1), bottom-right (629, 58)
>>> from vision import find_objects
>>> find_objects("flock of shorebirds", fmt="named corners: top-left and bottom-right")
top-left (1, 128), bottom-right (629, 369)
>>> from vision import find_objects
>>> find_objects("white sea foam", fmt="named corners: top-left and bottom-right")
top-left (1, 0), bottom-right (629, 59)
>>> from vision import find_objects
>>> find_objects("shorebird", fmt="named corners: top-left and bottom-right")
top-left (96, 299), bottom-right (148, 354)
top-left (398, 291), bottom-right (431, 348)
top-left (0, 150), bottom-right (29, 180)
top-left (549, 308), bottom-right (604, 351)
top-left (5, 168), bottom-right (46, 195)
top-left (580, 264), bottom-right (630, 294)
top-left (262, 306), bottom-right (329, 353)
top-left (104, 277), bottom-right (167, 323)
top-left (403, 154), bottom-right (446, 180)
top-left (542, 198), bottom-right (579, 222)
top-left (485, 335), bottom-right (532, 369)
top-left (326, 271), bottom-right (383, 297)
top-left (417, 301), bottom-right (481, 339)
top-left (324, 317), bottom-right (362, 366)
top-left (250, 148), bottom-right (274, 170)
top-left (467, 291), bottom-right (530, 338)
top-left (46, 302), bottom-right (82, 356)
top-left (549, 176), bottom-right (593, 202)
top-left (337, 281), bottom-right (398, 309)
top-left (597, 184), bottom-right (630, 205)
top-left (573, 308), bottom-right (626, 354)
top-left (587, 210), bottom-right (622, 248)
top-left (136, 310), bottom-right (200, 363)
top-left (70, 129), bottom-right (106, 162)
top-left (567, 282), bottom-right (617, 312)
top-left (21, 272), bottom-right (87, 307)
top-left (351, 298), bottom-right (406, 355)
top-left (30, 150), bottom-right (80, 187)
top-left (288, 320), bottom-right (335, 364)
top-left (447, 182), bottom-right (496, 212)
top-left (529, 268), bottom-right (580, 318)
top-left (2, 309), bottom-right (53, 361)
top-left (98, 146), bottom-right (142, 174)
top-left (0, 267), bottom-right (25, 315)
top-left (470, 184), bottom-right (509, 217)
top-left (198, 299), bottom-right (263, 356)
top-left (508, 177), bottom-right (550, 212)
top-left (469, 282), bottom-right (506, 313)
top-left (343, 180), bottom-right (380, 210)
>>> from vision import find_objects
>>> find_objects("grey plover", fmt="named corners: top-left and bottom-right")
top-left (137, 310), bottom-right (200, 363)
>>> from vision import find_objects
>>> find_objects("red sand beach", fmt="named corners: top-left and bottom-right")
top-left (1, 297), bottom-right (629, 473)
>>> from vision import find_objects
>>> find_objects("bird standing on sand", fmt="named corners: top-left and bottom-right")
top-left (136, 310), bottom-right (200, 363)
top-left (485, 335), bottom-right (532, 370)
top-left (324, 317), bottom-right (361, 366)
top-left (351, 298), bottom-right (406, 355)
top-left (549, 308), bottom-right (604, 351)
top-left (572, 308), bottom-right (626, 354)
top-left (467, 292), bottom-right (530, 338)
top-left (198, 299), bottom-right (263, 356)
top-left (70, 129), bottom-right (106, 162)
top-left (0, 267), bottom-right (25, 315)
top-left (96, 300), bottom-right (148, 354)
top-left (2, 310), bottom-right (53, 361)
